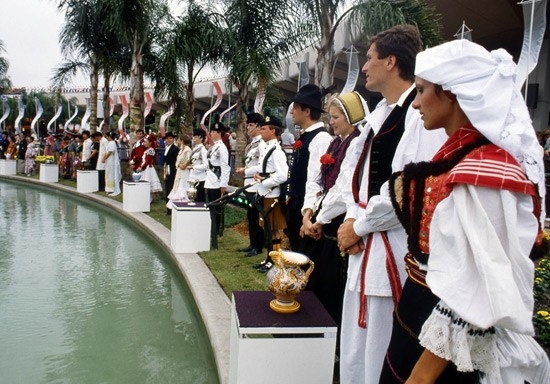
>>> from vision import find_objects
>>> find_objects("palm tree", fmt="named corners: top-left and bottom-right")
top-left (298, 0), bottom-right (442, 88)
top-left (150, 3), bottom-right (227, 131)
top-left (55, 0), bottom-right (128, 132)
top-left (0, 40), bottom-right (12, 93)
top-left (222, 0), bottom-right (317, 172)
top-left (102, 0), bottom-right (171, 134)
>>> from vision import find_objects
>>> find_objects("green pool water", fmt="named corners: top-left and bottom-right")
top-left (0, 181), bottom-right (218, 383)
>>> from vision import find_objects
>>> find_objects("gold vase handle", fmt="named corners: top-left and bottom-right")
top-left (304, 259), bottom-right (314, 280)
top-left (268, 250), bottom-right (282, 267)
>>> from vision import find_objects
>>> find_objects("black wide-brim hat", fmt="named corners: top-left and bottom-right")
top-left (291, 84), bottom-right (324, 112)
top-left (246, 112), bottom-right (265, 125)
top-left (192, 129), bottom-right (206, 139)
top-left (210, 122), bottom-right (226, 133)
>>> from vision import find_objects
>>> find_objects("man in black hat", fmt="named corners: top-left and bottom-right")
top-left (163, 131), bottom-right (180, 215)
top-left (205, 123), bottom-right (230, 249)
top-left (284, 84), bottom-right (332, 252)
top-left (235, 112), bottom-right (265, 257)
top-left (249, 115), bottom-right (289, 273)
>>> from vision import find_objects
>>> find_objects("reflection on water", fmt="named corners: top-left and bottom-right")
top-left (0, 182), bottom-right (218, 383)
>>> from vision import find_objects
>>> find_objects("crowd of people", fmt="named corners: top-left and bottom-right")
top-left (231, 25), bottom-right (549, 384)
top-left (0, 23), bottom-right (548, 383)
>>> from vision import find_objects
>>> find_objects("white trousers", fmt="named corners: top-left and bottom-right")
top-left (339, 289), bottom-right (395, 384)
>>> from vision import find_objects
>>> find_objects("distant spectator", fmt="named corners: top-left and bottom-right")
top-left (103, 132), bottom-right (121, 197)
top-left (24, 136), bottom-right (37, 176)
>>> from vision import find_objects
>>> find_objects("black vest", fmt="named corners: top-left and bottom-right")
top-left (353, 89), bottom-right (416, 201)
top-left (287, 127), bottom-right (326, 198)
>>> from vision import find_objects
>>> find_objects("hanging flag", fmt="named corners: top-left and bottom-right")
top-left (30, 98), bottom-right (44, 137)
top-left (296, 60), bottom-right (310, 90)
top-left (220, 103), bottom-right (237, 121)
top-left (118, 95), bottom-right (129, 137)
top-left (144, 92), bottom-right (153, 119)
top-left (515, 0), bottom-right (547, 88)
top-left (47, 104), bottom-right (62, 134)
top-left (159, 105), bottom-right (174, 138)
top-left (200, 81), bottom-right (223, 145)
top-left (14, 97), bottom-right (25, 134)
top-left (0, 96), bottom-right (11, 131)
top-left (99, 96), bottom-right (115, 131)
top-left (80, 98), bottom-right (91, 131)
top-left (341, 45), bottom-right (360, 94)
top-left (63, 102), bottom-right (79, 132)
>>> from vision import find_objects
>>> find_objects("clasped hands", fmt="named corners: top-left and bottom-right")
top-left (337, 219), bottom-right (364, 255)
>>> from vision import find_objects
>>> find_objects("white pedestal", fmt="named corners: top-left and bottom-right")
top-left (123, 181), bottom-right (150, 212)
top-left (0, 159), bottom-right (17, 175)
top-left (39, 163), bottom-right (59, 183)
top-left (171, 202), bottom-right (211, 253)
top-left (77, 170), bottom-right (99, 193)
top-left (229, 291), bottom-right (337, 384)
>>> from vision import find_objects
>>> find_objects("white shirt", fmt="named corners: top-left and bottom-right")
top-left (300, 122), bottom-right (332, 215)
top-left (189, 143), bottom-right (208, 182)
top-left (95, 136), bottom-right (108, 171)
top-left (243, 135), bottom-right (263, 192)
top-left (82, 138), bottom-right (93, 162)
top-left (247, 139), bottom-right (288, 198)
top-left (204, 140), bottom-right (230, 189)
top-left (341, 85), bottom-right (448, 295)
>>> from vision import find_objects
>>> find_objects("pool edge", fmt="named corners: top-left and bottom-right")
top-left (0, 175), bottom-right (231, 384)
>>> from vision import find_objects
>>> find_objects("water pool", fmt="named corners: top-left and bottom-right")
top-left (0, 181), bottom-right (218, 383)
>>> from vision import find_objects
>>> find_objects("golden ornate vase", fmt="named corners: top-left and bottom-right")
top-left (266, 250), bottom-right (314, 314)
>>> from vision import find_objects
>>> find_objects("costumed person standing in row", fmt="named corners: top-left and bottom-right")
top-left (188, 129), bottom-right (208, 203)
top-left (103, 131), bottom-right (121, 197)
top-left (205, 123), bottom-right (230, 250)
top-left (95, 132), bottom-right (108, 191)
top-left (24, 136), bottom-right (37, 176)
top-left (163, 132), bottom-right (179, 215)
top-left (336, 25), bottom-right (447, 384)
top-left (246, 116), bottom-right (289, 271)
top-left (138, 133), bottom-right (163, 200)
top-left (166, 134), bottom-right (192, 208)
top-left (305, 91), bottom-right (367, 332)
top-left (284, 84), bottom-right (332, 253)
top-left (235, 112), bottom-right (265, 258)
top-left (129, 129), bottom-right (146, 171)
top-left (380, 38), bottom-right (550, 384)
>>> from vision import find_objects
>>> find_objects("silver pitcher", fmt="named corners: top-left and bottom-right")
top-left (186, 180), bottom-right (199, 202)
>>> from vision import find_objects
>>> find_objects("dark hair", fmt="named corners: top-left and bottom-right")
top-left (180, 134), bottom-right (192, 146)
top-left (136, 129), bottom-right (144, 134)
top-left (368, 25), bottom-right (422, 82)
top-left (294, 103), bottom-right (322, 121)
top-left (82, 130), bottom-right (90, 137)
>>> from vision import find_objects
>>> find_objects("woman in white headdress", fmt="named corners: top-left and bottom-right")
top-left (380, 39), bottom-right (549, 383)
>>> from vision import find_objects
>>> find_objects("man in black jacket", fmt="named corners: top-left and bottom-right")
top-left (163, 131), bottom-right (179, 215)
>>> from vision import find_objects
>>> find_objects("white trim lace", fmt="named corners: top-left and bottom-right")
top-left (418, 301), bottom-right (499, 376)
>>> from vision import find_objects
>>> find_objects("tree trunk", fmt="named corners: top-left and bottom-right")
top-left (184, 81), bottom-right (195, 130)
top-left (315, 1), bottom-right (336, 89)
top-left (129, 33), bottom-right (144, 135)
top-left (102, 74), bottom-right (111, 133)
top-left (233, 83), bottom-right (249, 186)
top-left (89, 53), bottom-right (99, 132)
